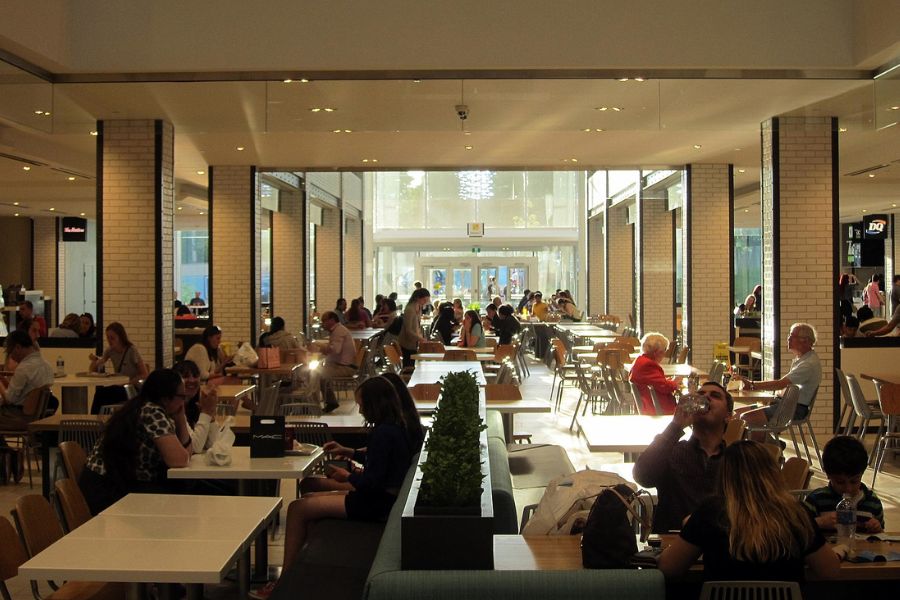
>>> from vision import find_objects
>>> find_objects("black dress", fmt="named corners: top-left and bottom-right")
top-left (345, 423), bottom-right (413, 521)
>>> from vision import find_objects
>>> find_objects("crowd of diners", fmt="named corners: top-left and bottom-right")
top-left (0, 286), bottom-right (893, 596)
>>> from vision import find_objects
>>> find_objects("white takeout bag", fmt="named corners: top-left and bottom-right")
top-left (205, 416), bottom-right (235, 466)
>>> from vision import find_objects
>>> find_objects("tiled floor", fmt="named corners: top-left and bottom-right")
top-left (1, 358), bottom-right (897, 599)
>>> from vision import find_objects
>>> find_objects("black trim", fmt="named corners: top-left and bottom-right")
top-left (586, 212), bottom-right (592, 313)
top-left (250, 167), bottom-right (258, 346)
top-left (603, 197), bottom-right (609, 314)
top-left (671, 207), bottom-right (677, 338)
top-left (95, 121), bottom-right (104, 356)
top-left (339, 210), bottom-right (345, 297)
top-left (268, 208), bottom-right (275, 317)
top-left (771, 118), bottom-right (782, 376)
top-left (301, 181), bottom-right (308, 333)
top-left (154, 120), bottom-right (164, 369)
top-left (831, 117), bottom-right (841, 432)
top-left (684, 166), bottom-right (692, 354)
top-left (358, 218), bottom-right (364, 305)
top-left (728, 164), bottom-right (735, 346)
top-left (636, 185), bottom-right (643, 335)
top-left (28, 218), bottom-right (34, 289)
top-left (207, 169), bottom-right (214, 324)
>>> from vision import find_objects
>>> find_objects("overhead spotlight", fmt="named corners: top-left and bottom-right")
top-left (634, 77), bottom-right (645, 82)
top-left (693, 144), bottom-right (702, 149)
top-left (14, 213), bottom-right (19, 217)
top-left (594, 107), bottom-right (608, 111)
top-left (617, 78), bottom-right (629, 82)
top-left (738, 169), bottom-right (746, 173)
top-left (890, 106), bottom-right (900, 110)
top-left (67, 176), bottom-right (76, 181)
top-left (49, 207), bottom-right (55, 211)
top-left (868, 173), bottom-right (875, 178)
top-left (196, 170), bottom-right (205, 175)
top-left (464, 145), bottom-right (473, 150)
top-left (611, 107), bottom-right (623, 112)
top-left (236, 146), bottom-right (245, 151)
top-left (839, 127), bottom-right (848, 133)
top-left (283, 79), bottom-right (293, 83)
top-left (90, 130), bottom-right (98, 136)
top-left (744, 209), bottom-right (749, 213)
top-left (177, 207), bottom-right (183, 210)
top-left (13, 202), bottom-right (19, 206)
top-left (323, 108), bottom-right (335, 112)
top-left (570, 158), bottom-right (578, 163)
top-left (22, 166), bottom-right (31, 171)
top-left (199, 211), bottom-right (205, 215)
top-left (412, 79), bottom-right (422, 83)
top-left (79, 212), bottom-right (86, 216)
top-left (33, 110), bottom-right (43, 115)
top-left (299, 78), bottom-right (310, 83)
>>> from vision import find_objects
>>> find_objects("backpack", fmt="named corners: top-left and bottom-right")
top-left (521, 469), bottom-right (633, 535)
top-left (581, 484), bottom-right (653, 569)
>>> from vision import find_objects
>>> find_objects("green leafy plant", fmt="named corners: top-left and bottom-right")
top-left (467, 302), bottom-right (481, 311)
top-left (417, 371), bottom-right (486, 508)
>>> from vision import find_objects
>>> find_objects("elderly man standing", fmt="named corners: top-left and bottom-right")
top-left (633, 382), bottom-right (734, 533)
top-left (734, 322), bottom-right (822, 437)
top-left (314, 310), bottom-right (357, 413)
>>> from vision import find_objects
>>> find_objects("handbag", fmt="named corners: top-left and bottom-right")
top-left (581, 484), bottom-right (652, 569)
top-left (258, 347), bottom-right (281, 369)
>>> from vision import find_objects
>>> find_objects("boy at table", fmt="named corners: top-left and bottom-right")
top-left (633, 382), bottom-right (734, 533)
top-left (803, 436), bottom-right (884, 533)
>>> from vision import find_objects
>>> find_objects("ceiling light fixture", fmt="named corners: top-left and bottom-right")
top-left (892, 203), bottom-right (897, 208)
top-left (299, 78), bottom-right (309, 83)
top-left (634, 77), bottom-right (645, 82)
top-left (177, 207), bottom-right (183, 210)
top-left (80, 212), bottom-right (85, 216)
top-left (49, 207), bottom-right (55, 211)
top-left (464, 145), bottom-right (473, 150)
top-left (22, 166), bottom-right (31, 171)
top-left (611, 107), bottom-right (623, 112)
top-left (693, 144), bottom-right (702, 149)
top-left (890, 106), bottom-right (900, 110)
top-left (862, 209), bottom-right (867, 213)
top-left (463, 131), bottom-right (472, 136)
top-left (332, 129), bottom-right (342, 133)
top-left (570, 158), bottom-right (578, 163)
top-left (13, 202), bottom-right (19, 206)
top-left (738, 168), bottom-right (746, 173)
top-left (283, 79), bottom-right (293, 83)
top-left (868, 173), bottom-right (876, 178)
top-left (594, 107), bottom-right (608, 111)
top-left (617, 78), bottom-right (629, 82)
top-left (33, 110), bottom-right (43, 115)
top-left (196, 170), bottom-right (205, 175)
top-left (583, 128), bottom-right (592, 132)
top-left (310, 108), bottom-right (321, 112)
top-left (90, 130), bottom-right (98, 136)
top-left (14, 213), bottom-right (19, 217)
top-left (839, 127), bottom-right (848, 133)
top-left (236, 146), bottom-right (245, 151)
top-left (67, 176), bottom-right (76, 181)
top-left (323, 108), bottom-right (335, 112)
top-left (744, 209), bottom-right (749, 213)
top-left (413, 79), bottom-right (422, 83)
top-left (199, 211), bottom-right (205, 215)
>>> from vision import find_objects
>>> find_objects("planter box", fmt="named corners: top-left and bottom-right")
top-left (400, 429), bottom-right (494, 569)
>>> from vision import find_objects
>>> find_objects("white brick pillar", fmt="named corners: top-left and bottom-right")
top-left (761, 117), bottom-right (838, 435)
top-left (272, 189), bottom-right (304, 336)
top-left (607, 204), bottom-right (634, 324)
top-left (210, 166), bottom-right (261, 348)
top-left (32, 217), bottom-right (59, 327)
top-left (885, 215), bottom-right (897, 314)
top-left (98, 120), bottom-right (174, 369)
top-left (638, 198), bottom-right (675, 336)
top-left (587, 214), bottom-right (605, 316)
top-left (343, 214), bottom-right (362, 301)
top-left (315, 206), bottom-right (342, 312)
top-left (685, 164), bottom-right (734, 370)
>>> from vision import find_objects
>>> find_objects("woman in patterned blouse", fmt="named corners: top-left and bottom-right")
top-left (79, 368), bottom-right (192, 515)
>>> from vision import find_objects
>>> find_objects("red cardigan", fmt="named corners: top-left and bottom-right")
top-left (629, 354), bottom-right (679, 415)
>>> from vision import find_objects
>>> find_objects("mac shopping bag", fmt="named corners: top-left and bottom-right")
top-left (250, 415), bottom-right (285, 458)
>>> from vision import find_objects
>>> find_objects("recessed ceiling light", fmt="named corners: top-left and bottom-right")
top-left (463, 131), bottom-right (471, 136)
top-left (79, 212), bottom-right (85, 216)
top-left (332, 129), bottom-right (342, 133)
top-left (412, 79), bottom-right (421, 83)
top-left (236, 146), bottom-right (245, 151)
top-left (890, 106), bottom-right (900, 110)
top-left (199, 211), bottom-right (205, 215)
top-left (90, 130), bottom-right (98, 136)
top-left (14, 213), bottom-right (19, 217)
top-left (362, 159), bottom-right (369, 163)
top-left (323, 108), bottom-right (335, 112)
top-left (594, 107), bottom-right (608, 111)
top-left (67, 176), bottom-right (76, 181)
top-left (583, 128), bottom-right (592, 132)
top-left (862, 209), bottom-right (867, 212)
top-left (22, 166), bottom-right (31, 171)
top-left (611, 107), bottom-right (623, 112)
top-left (464, 145), bottom-right (473, 150)
top-left (738, 169), bottom-right (746, 173)
top-left (634, 77), bottom-right (645, 82)
top-left (33, 110), bottom-right (43, 115)
top-left (734, 148), bottom-right (742, 151)
top-left (372, 159), bottom-right (378, 163)
top-left (49, 207), bottom-right (55, 211)
top-left (196, 170), bottom-right (205, 175)
top-left (892, 203), bottom-right (897, 208)
top-left (299, 78), bottom-right (309, 83)
top-left (13, 202), bottom-right (19, 206)
top-left (617, 78), bottom-right (629, 82)
top-left (570, 158), bottom-right (578, 163)
top-left (693, 144), bottom-right (702, 149)
top-left (594, 128), bottom-right (604, 132)
top-left (310, 108), bottom-right (322, 112)
top-left (177, 207), bottom-right (183, 210)
top-left (344, 129), bottom-right (352, 133)
top-left (283, 79), bottom-right (293, 83)
top-left (868, 173), bottom-right (875, 178)
top-left (44, 112), bottom-right (50, 116)
top-left (839, 127), bottom-right (848, 133)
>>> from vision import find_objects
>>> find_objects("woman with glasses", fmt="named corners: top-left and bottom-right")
top-left (78, 369), bottom-right (192, 515)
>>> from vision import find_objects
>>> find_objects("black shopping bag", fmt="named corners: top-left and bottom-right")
top-left (250, 415), bottom-right (285, 458)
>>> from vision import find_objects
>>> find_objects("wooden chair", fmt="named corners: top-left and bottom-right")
top-left (409, 384), bottom-right (441, 402)
top-left (11, 495), bottom-right (124, 600)
top-left (871, 378), bottom-right (900, 489)
top-left (676, 345), bottom-right (690, 364)
top-left (484, 383), bottom-right (522, 402)
top-left (723, 419), bottom-right (746, 446)
top-left (58, 440), bottom-right (87, 482)
top-left (0, 385), bottom-right (51, 488)
top-left (730, 336), bottom-right (761, 377)
top-left (0, 516), bottom-right (30, 600)
top-left (616, 336), bottom-right (640, 348)
top-left (418, 341), bottom-right (445, 353)
top-left (700, 581), bottom-right (801, 600)
top-left (780, 457), bottom-right (811, 491)
top-left (550, 341), bottom-right (579, 412)
top-left (331, 345), bottom-right (368, 401)
top-left (444, 349), bottom-right (477, 361)
top-left (54, 478), bottom-right (92, 532)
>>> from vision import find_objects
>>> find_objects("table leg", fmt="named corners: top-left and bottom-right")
top-left (238, 546), bottom-right (252, 598)
top-left (125, 582), bottom-right (144, 600)
top-left (40, 431), bottom-right (52, 498)
top-left (186, 584), bottom-right (203, 600)
top-left (501, 413), bottom-right (513, 444)
top-left (254, 526), bottom-right (270, 579)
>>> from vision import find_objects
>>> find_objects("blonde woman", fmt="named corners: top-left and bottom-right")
top-left (628, 332), bottom-right (679, 414)
top-left (658, 441), bottom-right (839, 582)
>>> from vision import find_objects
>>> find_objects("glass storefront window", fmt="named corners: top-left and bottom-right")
top-left (176, 229), bottom-right (209, 303)
top-left (734, 228), bottom-right (762, 306)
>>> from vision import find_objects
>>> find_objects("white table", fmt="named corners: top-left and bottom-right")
top-left (575, 414), bottom-right (672, 461)
top-left (51, 373), bottom-right (130, 413)
top-left (407, 361), bottom-right (487, 386)
top-left (412, 352), bottom-right (496, 362)
top-left (20, 493), bottom-right (280, 600)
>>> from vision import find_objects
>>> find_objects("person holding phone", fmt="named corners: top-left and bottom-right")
top-left (250, 376), bottom-right (416, 599)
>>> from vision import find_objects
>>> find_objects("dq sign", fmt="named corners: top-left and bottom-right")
top-left (863, 214), bottom-right (889, 240)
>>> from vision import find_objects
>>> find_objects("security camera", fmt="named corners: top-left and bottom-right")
top-left (455, 104), bottom-right (469, 121)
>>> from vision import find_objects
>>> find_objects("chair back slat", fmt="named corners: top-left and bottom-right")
top-left (59, 419), bottom-right (105, 455)
top-left (58, 440), bottom-right (87, 481)
top-left (409, 384), bottom-right (441, 402)
top-left (54, 478), bottom-right (92, 532)
top-left (14, 495), bottom-right (64, 557)
top-left (444, 349), bottom-right (476, 361)
top-left (485, 384), bottom-right (522, 402)
top-left (723, 419), bottom-right (746, 446)
top-left (0, 516), bottom-right (28, 581)
top-left (280, 402), bottom-right (323, 417)
top-left (22, 386), bottom-right (51, 419)
top-left (780, 457), bottom-right (810, 491)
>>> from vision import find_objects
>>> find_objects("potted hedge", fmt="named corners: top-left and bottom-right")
top-left (401, 371), bottom-right (494, 569)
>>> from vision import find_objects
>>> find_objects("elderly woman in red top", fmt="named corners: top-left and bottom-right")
top-left (629, 332), bottom-right (680, 415)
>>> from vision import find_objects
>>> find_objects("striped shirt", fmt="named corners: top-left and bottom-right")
top-left (803, 483), bottom-right (885, 529)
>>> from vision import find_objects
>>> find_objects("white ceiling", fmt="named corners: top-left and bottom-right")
top-left (1, 75), bottom-right (899, 224)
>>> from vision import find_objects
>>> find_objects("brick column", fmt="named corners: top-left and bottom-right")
top-left (315, 206), bottom-right (342, 312)
top-left (587, 214), bottom-right (605, 316)
top-left (343, 214), bottom-right (363, 301)
top-left (607, 204), bottom-right (633, 324)
top-left (885, 215), bottom-right (897, 313)
top-left (272, 189), bottom-right (304, 335)
top-left (32, 217), bottom-right (59, 327)
top-left (685, 164), bottom-right (734, 370)
top-left (638, 198), bottom-right (675, 336)
top-left (98, 120), bottom-right (174, 369)
top-left (210, 166), bottom-right (260, 348)
top-left (761, 117), bottom-right (838, 435)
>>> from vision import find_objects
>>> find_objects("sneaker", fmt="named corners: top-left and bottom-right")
top-left (248, 581), bottom-right (277, 600)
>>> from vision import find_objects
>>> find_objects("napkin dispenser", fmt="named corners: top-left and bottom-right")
top-left (250, 415), bottom-right (285, 458)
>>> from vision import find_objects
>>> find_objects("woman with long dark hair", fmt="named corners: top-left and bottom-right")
top-left (457, 309), bottom-right (486, 348)
top-left (428, 302), bottom-right (458, 346)
top-left (185, 325), bottom-right (230, 382)
top-left (253, 376), bottom-right (415, 599)
top-left (658, 441), bottom-right (839, 581)
top-left (79, 369), bottom-right (192, 514)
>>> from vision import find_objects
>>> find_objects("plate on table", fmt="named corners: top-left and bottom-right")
top-left (76, 371), bottom-right (114, 378)
top-left (286, 442), bottom-right (320, 456)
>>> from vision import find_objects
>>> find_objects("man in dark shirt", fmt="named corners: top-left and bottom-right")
top-left (494, 305), bottom-right (521, 345)
top-left (633, 382), bottom-right (733, 533)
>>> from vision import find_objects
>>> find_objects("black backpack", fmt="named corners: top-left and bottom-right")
top-left (581, 484), bottom-right (651, 569)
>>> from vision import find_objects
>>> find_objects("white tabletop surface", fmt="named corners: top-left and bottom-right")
top-left (412, 352), bottom-right (495, 362)
top-left (167, 445), bottom-right (324, 480)
top-left (53, 373), bottom-right (130, 386)
top-left (407, 361), bottom-right (487, 386)
top-left (20, 493), bottom-right (280, 584)
top-left (415, 388), bottom-right (551, 415)
top-left (576, 414), bottom-right (673, 453)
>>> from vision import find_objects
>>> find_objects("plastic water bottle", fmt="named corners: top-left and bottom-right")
top-left (836, 493), bottom-right (856, 552)
top-left (56, 355), bottom-right (65, 377)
